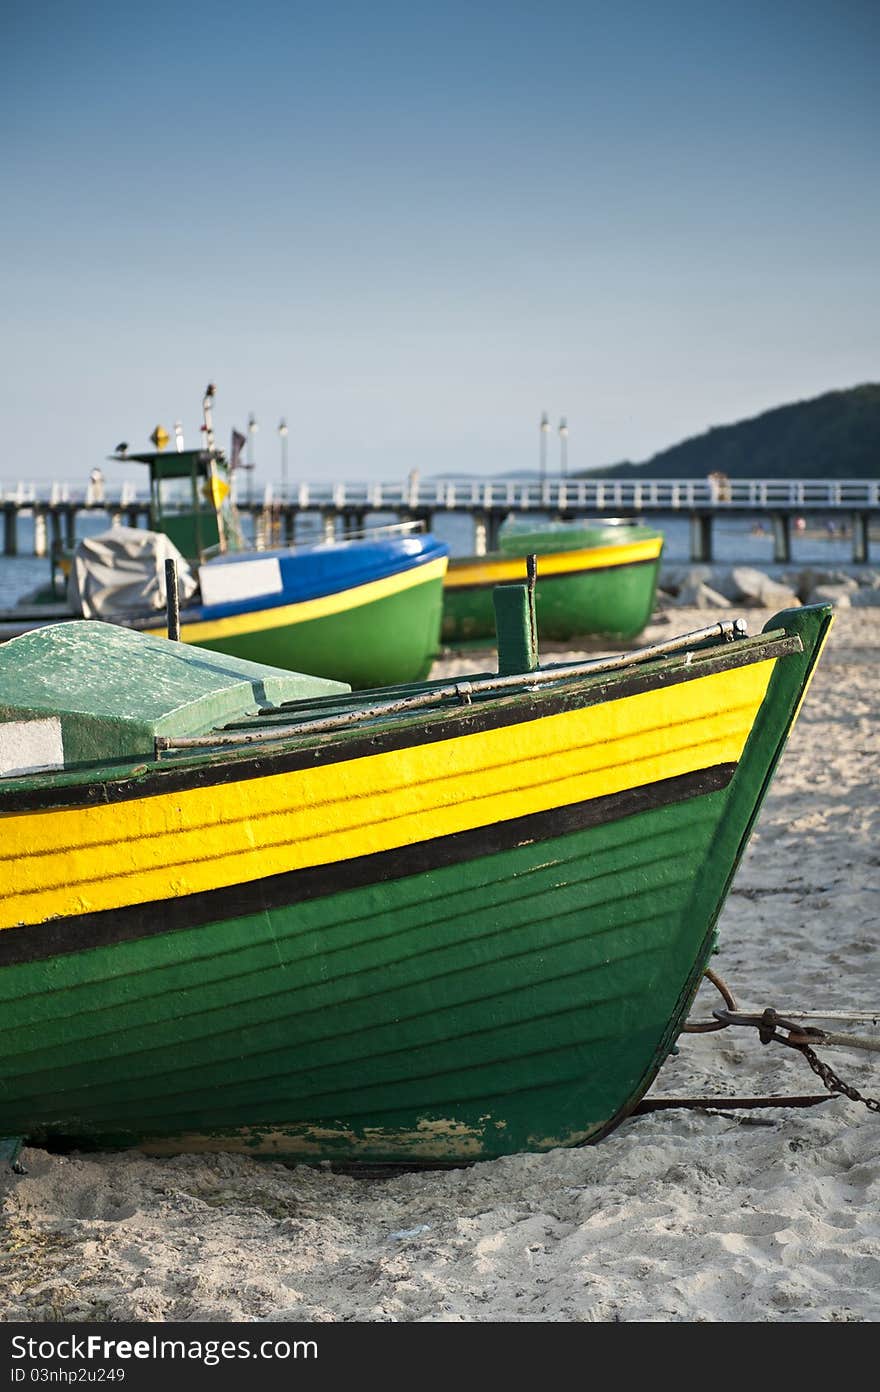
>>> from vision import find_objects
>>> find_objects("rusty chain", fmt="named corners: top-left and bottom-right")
top-left (643, 975), bottom-right (880, 1118)
top-left (794, 1040), bottom-right (880, 1113)
top-left (713, 1006), bottom-right (880, 1114)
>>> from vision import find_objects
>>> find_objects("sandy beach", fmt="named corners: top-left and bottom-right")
top-left (1, 605), bottom-right (877, 1324)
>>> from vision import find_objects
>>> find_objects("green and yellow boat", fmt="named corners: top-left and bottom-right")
top-left (0, 597), bottom-right (831, 1166)
top-left (442, 519), bottom-right (664, 644)
top-left (0, 388), bottom-right (449, 690)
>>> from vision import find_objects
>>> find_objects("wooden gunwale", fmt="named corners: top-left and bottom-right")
top-left (445, 554), bottom-right (659, 593)
top-left (0, 628), bottom-right (800, 812)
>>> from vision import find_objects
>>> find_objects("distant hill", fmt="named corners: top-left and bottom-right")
top-left (582, 384), bottom-right (880, 479)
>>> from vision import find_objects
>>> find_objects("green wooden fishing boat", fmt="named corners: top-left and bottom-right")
top-left (0, 388), bottom-right (449, 690)
top-left (0, 596), bottom-right (831, 1166)
top-left (442, 519), bottom-right (664, 643)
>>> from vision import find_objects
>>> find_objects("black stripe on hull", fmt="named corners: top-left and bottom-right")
top-left (446, 555), bottom-right (660, 593)
top-left (0, 633), bottom-right (800, 815)
top-left (0, 763), bottom-right (735, 967)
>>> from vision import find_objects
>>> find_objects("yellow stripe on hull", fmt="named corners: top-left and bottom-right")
top-left (445, 538), bottom-right (663, 589)
top-left (0, 659), bottom-right (775, 930)
top-left (144, 556), bottom-right (448, 643)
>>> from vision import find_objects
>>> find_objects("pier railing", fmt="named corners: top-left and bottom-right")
top-left (2, 477), bottom-right (877, 563)
top-left (250, 477), bottom-right (880, 512)
top-left (3, 476), bottom-right (878, 511)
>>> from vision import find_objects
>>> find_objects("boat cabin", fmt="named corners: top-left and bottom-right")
top-left (117, 448), bottom-right (232, 564)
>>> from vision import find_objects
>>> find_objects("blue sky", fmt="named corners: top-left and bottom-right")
top-left (3, 0), bottom-right (878, 487)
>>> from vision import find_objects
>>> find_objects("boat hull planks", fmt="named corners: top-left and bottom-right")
top-left (0, 606), bottom-right (832, 1163)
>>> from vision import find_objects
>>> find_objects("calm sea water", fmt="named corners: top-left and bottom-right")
top-left (0, 508), bottom-right (871, 607)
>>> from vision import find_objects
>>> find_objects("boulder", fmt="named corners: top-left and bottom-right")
top-left (849, 588), bottom-right (880, 607)
top-left (794, 568), bottom-right (859, 595)
top-left (806, 584), bottom-right (853, 607)
top-left (673, 581), bottom-right (733, 609)
top-left (652, 588), bottom-right (677, 610)
top-left (658, 565), bottom-right (713, 596)
top-left (696, 568), bottom-right (744, 601)
top-left (731, 567), bottom-right (800, 608)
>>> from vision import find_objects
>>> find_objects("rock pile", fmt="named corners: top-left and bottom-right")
top-left (657, 565), bottom-right (880, 609)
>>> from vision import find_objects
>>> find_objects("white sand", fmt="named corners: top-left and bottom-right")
top-left (2, 608), bottom-right (878, 1323)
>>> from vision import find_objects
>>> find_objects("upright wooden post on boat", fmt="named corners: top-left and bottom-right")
top-left (526, 551), bottom-right (538, 654)
top-left (165, 558), bottom-right (181, 641)
top-left (494, 553), bottom-right (539, 676)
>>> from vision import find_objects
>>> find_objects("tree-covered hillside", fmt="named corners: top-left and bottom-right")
top-left (584, 384), bottom-right (879, 479)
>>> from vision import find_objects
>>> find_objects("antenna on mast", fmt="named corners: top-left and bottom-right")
top-left (201, 383), bottom-right (217, 453)
top-left (200, 382), bottom-right (227, 554)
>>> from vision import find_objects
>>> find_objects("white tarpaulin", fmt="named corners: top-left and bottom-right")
top-left (68, 526), bottom-right (197, 620)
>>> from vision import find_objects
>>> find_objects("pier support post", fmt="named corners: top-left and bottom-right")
top-left (485, 511), bottom-right (502, 552)
top-left (283, 507), bottom-right (296, 545)
top-left (33, 510), bottom-right (47, 556)
top-left (322, 513), bottom-right (336, 544)
top-left (473, 513), bottom-right (488, 557)
top-left (852, 512), bottom-right (869, 564)
top-left (772, 514), bottom-right (791, 564)
top-left (64, 506), bottom-right (76, 550)
top-left (50, 510), bottom-right (63, 555)
top-left (689, 513), bottom-right (713, 563)
top-left (3, 503), bottom-right (17, 556)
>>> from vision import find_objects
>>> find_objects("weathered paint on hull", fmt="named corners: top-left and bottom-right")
top-left (0, 607), bottom-right (832, 1163)
top-left (0, 792), bottom-right (729, 1159)
top-left (442, 534), bottom-right (664, 643)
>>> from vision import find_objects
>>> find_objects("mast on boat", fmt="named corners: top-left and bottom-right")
top-left (201, 383), bottom-right (227, 554)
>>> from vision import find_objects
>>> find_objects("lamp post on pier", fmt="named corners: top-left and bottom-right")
top-left (246, 413), bottom-right (258, 508)
top-left (279, 418), bottom-right (288, 501)
top-left (539, 412), bottom-right (550, 481)
top-left (559, 416), bottom-right (568, 476)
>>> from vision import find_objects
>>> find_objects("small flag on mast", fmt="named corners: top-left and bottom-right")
top-left (230, 429), bottom-right (247, 471)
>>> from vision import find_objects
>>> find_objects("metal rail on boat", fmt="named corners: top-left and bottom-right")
top-left (156, 619), bottom-right (753, 753)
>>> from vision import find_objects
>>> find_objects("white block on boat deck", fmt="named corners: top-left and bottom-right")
top-left (199, 557), bottom-right (284, 607)
top-left (0, 718), bottom-right (64, 776)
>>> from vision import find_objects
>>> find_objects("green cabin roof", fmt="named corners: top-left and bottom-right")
top-left (115, 449), bottom-right (228, 480)
top-left (0, 622), bottom-right (349, 770)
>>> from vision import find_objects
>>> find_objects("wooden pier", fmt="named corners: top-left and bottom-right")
top-left (2, 476), bottom-right (878, 563)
